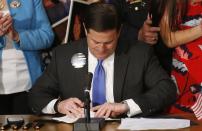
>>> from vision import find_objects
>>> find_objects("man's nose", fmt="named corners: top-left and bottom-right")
top-left (98, 43), bottom-right (106, 51)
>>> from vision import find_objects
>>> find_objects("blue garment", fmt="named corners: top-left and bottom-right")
top-left (0, 0), bottom-right (54, 85)
top-left (92, 60), bottom-right (106, 106)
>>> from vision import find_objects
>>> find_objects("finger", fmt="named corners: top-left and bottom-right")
top-left (147, 13), bottom-right (152, 20)
top-left (145, 37), bottom-right (158, 45)
top-left (1, 26), bottom-right (6, 32)
top-left (6, 23), bottom-right (13, 32)
top-left (2, 19), bottom-right (12, 30)
top-left (148, 35), bottom-right (158, 41)
top-left (149, 27), bottom-right (160, 32)
top-left (93, 105), bottom-right (104, 117)
top-left (91, 105), bottom-right (101, 112)
top-left (95, 105), bottom-right (109, 117)
top-left (3, 16), bottom-right (12, 25)
top-left (66, 110), bottom-right (77, 118)
top-left (70, 104), bottom-right (83, 116)
top-left (69, 108), bottom-right (83, 118)
top-left (66, 102), bottom-right (83, 117)
top-left (0, 15), bottom-right (8, 23)
top-left (0, 18), bottom-right (11, 33)
top-left (1, 22), bottom-right (12, 33)
top-left (104, 109), bottom-right (111, 118)
top-left (0, 15), bottom-right (11, 28)
top-left (144, 32), bottom-right (158, 38)
top-left (71, 98), bottom-right (84, 107)
top-left (5, 23), bottom-right (12, 30)
top-left (70, 100), bottom-right (82, 110)
top-left (95, 107), bottom-right (107, 117)
top-left (65, 105), bottom-right (80, 118)
top-left (144, 18), bottom-right (152, 25)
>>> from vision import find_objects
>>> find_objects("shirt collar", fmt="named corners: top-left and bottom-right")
top-left (88, 48), bottom-right (115, 64)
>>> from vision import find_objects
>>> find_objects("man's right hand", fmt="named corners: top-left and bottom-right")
top-left (138, 14), bottom-right (160, 45)
top-left (57, 98), bottom-right (84, 118)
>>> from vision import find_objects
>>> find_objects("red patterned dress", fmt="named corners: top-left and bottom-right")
top-left (169, 3), bottom-right (202, 114)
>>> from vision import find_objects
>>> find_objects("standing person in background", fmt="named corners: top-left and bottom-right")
top-left (44, 0), bottom-right (70, 24)
top-left (0, 0), bottom-right (54, 114)
top-left (159, 0), bottom-right (202, 118)
top-left (111, 0), bottom-right (173, 74)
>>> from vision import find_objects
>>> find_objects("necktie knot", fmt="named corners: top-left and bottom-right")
top-left (98, 59), bottom-right (103, 65)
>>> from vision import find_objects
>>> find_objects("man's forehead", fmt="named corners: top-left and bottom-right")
top-left (88, 28), bottom-right (118, 33)
top-left (87, 29), bottom-right (117, 42)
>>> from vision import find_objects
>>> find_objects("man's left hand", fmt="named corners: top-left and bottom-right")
top-left (91, 102), bottom-right (129, 118)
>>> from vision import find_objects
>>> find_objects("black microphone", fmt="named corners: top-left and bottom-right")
top-left (84, 72), bottom-right (93, 123)
top-left (74, 72), bottom-right (105, 131)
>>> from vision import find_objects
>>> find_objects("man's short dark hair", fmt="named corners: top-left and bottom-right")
top-left (82, 3), bottom-right (121, 32)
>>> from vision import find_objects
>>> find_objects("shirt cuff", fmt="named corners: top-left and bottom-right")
top-left (42, 99), bottom-right (57, 114)
top-left (125, 99), bottom-right (142, 117)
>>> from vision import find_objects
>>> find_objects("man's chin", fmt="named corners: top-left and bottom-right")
top-left (96, 55), bottom-right (108, 60)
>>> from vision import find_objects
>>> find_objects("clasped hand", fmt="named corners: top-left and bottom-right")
top-left (57, 98), bottom-right (129, 118)
top-left (0, 13), bottom-right (12, 36)
top-left (0, 13), bottom-right (19, 42)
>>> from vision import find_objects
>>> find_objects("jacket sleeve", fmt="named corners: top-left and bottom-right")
top-left (29, 48), bottom-right (59, 115)
top-left (15, 0), bottom-right (54, 50)
top-left (133, 47), bottom-right (177, 116)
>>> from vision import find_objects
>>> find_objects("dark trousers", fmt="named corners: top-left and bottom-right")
top-left (0, 91), bottom-right (32, 115)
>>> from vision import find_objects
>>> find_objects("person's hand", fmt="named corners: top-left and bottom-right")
top-left (57, 98), bottom-right (84, 118)
top-left (0, 13), bottom-right (12, 36)
top-left (138, 14), bottom-right (160, 45)
top-left (91, 102), bottom-right (129, 118)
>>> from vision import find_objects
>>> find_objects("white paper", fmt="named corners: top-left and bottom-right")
top-left (52, 111), bottom-right (95, 123)
top-left (118, 118), bottom-right (190, 130)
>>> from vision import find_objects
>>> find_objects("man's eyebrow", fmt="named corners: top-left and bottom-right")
top-left (91, 38), bottom-right (99, 43)
top-left (91, 38), bottom-right (113, 44)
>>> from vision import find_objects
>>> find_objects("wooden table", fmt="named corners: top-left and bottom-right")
top-left (0, 113), bottom-right (202, 131)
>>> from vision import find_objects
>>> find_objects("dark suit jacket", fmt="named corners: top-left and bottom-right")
top-left (29, 39), bottom-right (176, 116)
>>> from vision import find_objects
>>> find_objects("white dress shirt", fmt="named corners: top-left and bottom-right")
top-left (43, 50), bottom-right (142, 116)
top-left (0, 37), bottom-right (32, 94)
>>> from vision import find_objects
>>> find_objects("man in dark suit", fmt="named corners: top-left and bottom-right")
top-left (29, 3), bottom-right (176, 118)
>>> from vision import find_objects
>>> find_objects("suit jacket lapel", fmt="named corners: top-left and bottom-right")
top-left (80, 39), bottom-right (88, 87)
top-left (113, 44), bottom-right (129, 102)
top-left (72, 39), bottom-right (88, 101)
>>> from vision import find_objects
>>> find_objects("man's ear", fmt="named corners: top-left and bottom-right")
top-left (83, 23), bottom-right (88, 36)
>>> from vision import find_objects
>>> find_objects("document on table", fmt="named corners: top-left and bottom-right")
top-left (52, 111), bottom-right (95, 123)
top-left (118, 118), bottom-right (190, 130)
